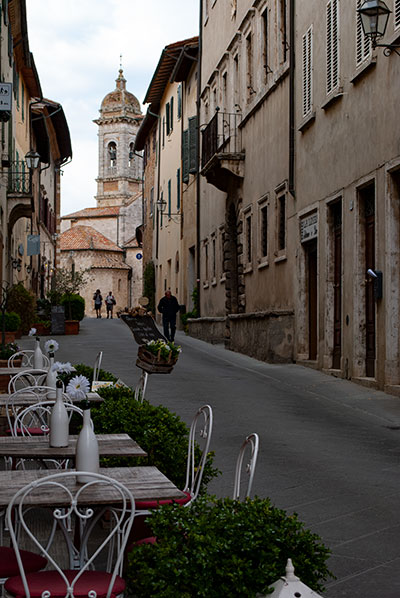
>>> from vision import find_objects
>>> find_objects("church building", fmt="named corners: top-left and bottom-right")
top-left (60, 70), bottom-right (144, 316)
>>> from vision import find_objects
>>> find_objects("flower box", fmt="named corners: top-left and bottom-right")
top-left (65, 320), bottom-right (79, 335)
top-left (136, 345), bottom-right (178, 375)
top-left (33, 323), bottom-right (51, 336)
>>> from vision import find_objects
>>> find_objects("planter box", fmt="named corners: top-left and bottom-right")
top-left (33, 323), bottom-right (51, 336)
top-left (1, 331), bottom-right (16, 343)
top-left (136, 345), bottom-right (177, 375)
top-left (65, 320), bottom-right (79, 335)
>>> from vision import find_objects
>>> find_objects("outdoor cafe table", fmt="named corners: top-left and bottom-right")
top-left (0, 466), bottom-right (185, 507)
top-left (0, 433), bottom-right (147, 460)
top-left (0, 391), bottom-right (103, 406)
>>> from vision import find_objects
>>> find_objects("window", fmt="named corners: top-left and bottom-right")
top-left (176, 168), bottom-right (181, 210)
top-left (279, 0), bottom-right (288, 63)
top-left (278, 195), bottom-right (286, 251)
top-left (246, 212), bottom-right (252, 264)
top-left (170, 96), bottom-right (174, 131)
top-left (261, 204), bottom-right (268, 258)
top-left (211, 235), bottom-right (216, 280)
top-left (128, 142), bottom-right (134, 166)
top-left (302, 26), bottom-right (313, 118)
top-left (177, 84), bottom-right (182, 119)
top-left (246, 32), bottom-right (254, 100)
top-left (188, 116), bottom-right (198, 174)
top-left (233, 54), bottom-right (240, 108)
top-left (166, 103), bottom-right (170, 136)
top-left (168, 179), bottom-right (171, 218)
top-left (204, 240), bottom-right (209, 284)
top-left (162, 116), bottom-right (165, 147)
top-left (222, 71), bottom-right (228, 112)
top-left (160, 191), bottom-right (164, 227)
top-left (21, 83), bottom-right (24, 121)
top-left (108, 142), bottom-right (117, 167)
top-left (356, 0), bottom-right (371, 65)
top-left (395, 0), bottom-right (400, 30)
top-left (262, 9), bottom-right (270, 81)
top-left (182, 129), bottom-right (189, 182)
top-left (326, 0), bottom-right (339, 95)
top-left (150, 187), bottom-right (154, 217)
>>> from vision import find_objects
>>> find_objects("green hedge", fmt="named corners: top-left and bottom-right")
top-left (2, 311), bottom-right (22, 331)
top-left (7, 283), bottom-right (36, 334)
top-left (61, 293), bottom-right (85, 321)
top-left (127, 495), bottom-right (332, 598)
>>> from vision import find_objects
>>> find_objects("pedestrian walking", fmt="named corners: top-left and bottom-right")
top-left (93, 289), bottom-right (103, 318)
top-left (105, 291), bottom-right (116, 319)
top-left (157, 290), bottom-right (180, 342)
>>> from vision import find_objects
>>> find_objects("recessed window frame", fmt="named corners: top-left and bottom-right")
top-left (257, 194), bottom-right (269, 269)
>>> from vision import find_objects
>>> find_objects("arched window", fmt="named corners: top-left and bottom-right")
top-left (108, 142), bottom-right (117, 167)
top-left (128, 142), bottom-right (134, 167)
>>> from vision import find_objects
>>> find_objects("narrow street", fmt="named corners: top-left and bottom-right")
top-left (25, 317), bottom-right (400, 598)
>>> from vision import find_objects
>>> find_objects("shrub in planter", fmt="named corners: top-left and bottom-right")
top-left (3, 312), bottom-right (22, 332)
top-left (7, 283), bottom-right (36, 334)
top-left (61, 293), bottom-right (85, 321)
top-left (0, 342), bottom-right (19, 360)
top-left (126, 495), bottom-right (332, 598)
top-left (89, 386), bottom-right (219, 491)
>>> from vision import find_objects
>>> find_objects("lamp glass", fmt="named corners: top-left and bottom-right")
top-left (157, 198), bottom-right (167, 213)
top-left (25, 150), bottom-right (40, 170)
top-left (358, 0), bottom-right (391, 40)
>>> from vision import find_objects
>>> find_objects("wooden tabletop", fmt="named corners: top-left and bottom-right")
top-left (0, 433), bottom-right (147, 459)
top-left (0, 367), bottom-right (31, 375)
top-left (0, 391), bottom-right (103, 405)
top-left (0, 466), bottom-right (185, 507)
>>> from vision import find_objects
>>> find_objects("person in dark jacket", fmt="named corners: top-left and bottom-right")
top-left (157, 290), bottom-right (180, 342)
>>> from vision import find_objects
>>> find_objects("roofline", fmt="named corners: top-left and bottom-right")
top-left (134, 104), bottom-right (159, 151)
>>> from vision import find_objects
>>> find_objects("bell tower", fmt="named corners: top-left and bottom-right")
top-left (93, 69), bottom-right (143, 207)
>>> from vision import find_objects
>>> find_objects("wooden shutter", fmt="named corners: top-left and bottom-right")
top-left (302, 26), bottom-right (312, 118)
top-left (177, 168), bottom-right (181, 210)
top-left (356, 0), bottom-right (371, 65)
top-left (177, 84), bottom-right (182, 119)
top-left (188, 116), bottom-right (198, 174)
top-left (326, 0), bottom-right (339, 95)
top-left (166, 103), bottom-right (170, 136)
top-left (182, 129), bottom-right (189, 183)
top-left (168, 179), bottom-right (171, 217)
top-left (395, 0), bottom-right (400, 30)
top-left (170, 96), bottom-right (174, 132)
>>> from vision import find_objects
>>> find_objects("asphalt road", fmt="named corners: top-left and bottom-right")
top-left (23, 317), bottom-right (400, 597)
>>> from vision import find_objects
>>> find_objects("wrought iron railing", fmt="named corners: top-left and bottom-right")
top-left (201, 110), bottom-right (243, 168)
top-left (7, 161), bottom-right (31, 194)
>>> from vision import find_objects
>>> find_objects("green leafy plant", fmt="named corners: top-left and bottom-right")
top-left (88, 386), bottom-right (219, 490)
top-left (51, 267), bottom-right (90, 319)
top-left (60, 293), bottom-right (85, 321)
top-left (7, 283), bottom-right (36, 334)
top-left (3, 311), bottom-right (21, 332)
top-left (145, 339), bottom-right (181, 361)
top-left (36, 298), bottom-right (52, 320)
top-left (143, 261), bottom-right (156, 313)
top-left (58, 363), bottom-right (117, 389)
top-left (127, 495), bottom-right (332, 598)
top-left (0, 341), bottom-right (19, 360)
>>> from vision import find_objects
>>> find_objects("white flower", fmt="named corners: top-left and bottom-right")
top-left (28, 328), bottom-right (37, 337)
top-left (45, 339), bottom-right (59, 354)
top-left (66, 375), bottom-right (90, 400)
top-left (52, 361), bottom-right (74, 374)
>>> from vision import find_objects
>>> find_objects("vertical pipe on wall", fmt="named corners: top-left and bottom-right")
top-left (196, 0), bottom-right (203, 316)
top-left (289, 0), bottom-right (296, 198)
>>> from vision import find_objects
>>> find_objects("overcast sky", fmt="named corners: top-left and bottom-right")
top-left (25, 1), bottom-right (199, 215)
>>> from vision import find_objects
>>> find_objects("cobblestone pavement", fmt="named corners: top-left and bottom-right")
top-left (18, 317), bottom-right (400, 597)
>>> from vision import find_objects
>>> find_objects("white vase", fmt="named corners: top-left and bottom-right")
top-left (46, 355), bottom-right (57, 399)
top-left (33, 338), bottom-right (44, 369)
top-left (75, 406), bottom-right (99, 483)
top-left (49, 382), bottom-right (69, 447)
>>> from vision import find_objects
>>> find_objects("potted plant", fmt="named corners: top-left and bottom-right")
top-left (2, 311), bottom-right (22, 343)
top-left (50, 268), bottom-right (89, 334)
top-left (136, 339), bottom-right (182, 374)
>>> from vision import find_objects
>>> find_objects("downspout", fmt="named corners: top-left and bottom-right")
top-left (289, 0), bottom-right (295, 198)
top-left (196, 0), bottom-right (203, 316)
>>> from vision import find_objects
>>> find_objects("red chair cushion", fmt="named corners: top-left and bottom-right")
top-left (5, 570), bottom-right (125, 598)
top-left (135, 490), bottom-right (191, 510)
top-left (6, 428), bottom-right (47, 436)
top-left (0, 547), bottom-right (47, 577)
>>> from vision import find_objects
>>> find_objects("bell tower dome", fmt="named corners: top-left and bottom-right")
top-left (94, 69), bottom-right (143, 207)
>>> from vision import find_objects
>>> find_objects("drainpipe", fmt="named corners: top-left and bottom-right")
top-left (289, 0), bottom-right (295, 198)
top-left (196, 0), bottom-right (203, 316)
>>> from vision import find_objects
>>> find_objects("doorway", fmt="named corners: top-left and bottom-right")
top-left (331, 201), bottom-right (342, 369)
top-left (306, 240), bottom-right (318, 360)
top-left (362, 186), bottom-right (376, 378)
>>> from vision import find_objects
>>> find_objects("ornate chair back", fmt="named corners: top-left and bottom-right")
top-left (232, 432), bottom-right (260, 501)
top-left (183, 404), bottom-right (213, 502)
top-left (6, 386), bottom-right (72, 434)
top-left (8, 369), bottom-right (48, 394)
top-left (92, 351), bottom-right (103, 385)
top-left (5, 471), bottom-right (135, 598)
top-left (8, 351), bottom-right (50, 368)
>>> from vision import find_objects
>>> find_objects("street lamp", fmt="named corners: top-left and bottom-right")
top-left (358, 0), bottom-right (400, 54)
top-left (25, 150), bottom-right (40, 170)
top-left (156, 197), bottom-right (167, 213)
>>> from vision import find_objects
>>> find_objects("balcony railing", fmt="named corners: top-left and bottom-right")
top-left (7, 161), bottom-right (31, 195)
top-left (201, 110), bottom-right (242, 168)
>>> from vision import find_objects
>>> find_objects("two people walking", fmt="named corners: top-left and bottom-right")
top-left (93, 290), bottom-right (116, 319)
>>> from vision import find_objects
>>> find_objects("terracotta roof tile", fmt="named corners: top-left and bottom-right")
top-left (62, 206), bottom-right (121, 219)
top-left (90, 254), bottom-right (131, 270)
top-left (60, 225), bottom-right (123, 252)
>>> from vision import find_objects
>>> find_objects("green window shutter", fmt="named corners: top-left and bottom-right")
top-left (162, 116), bottom-right (165, 146)
top-left (176, 168), bottom-right (181, 210)
top-left (170, 96), bottom-right (174, 132)
top-left (160, 191), bottom-right (163, 227)
top-left (166, 102), bottom-right (170, 136)
top-left (21, 82), bottom-right (24, 121)
top-left (177, 84), bottom-right (182, 119)
top-left (168, 179), bottom-right (171, 217)
top-left (182, 129), bottom-right (189, 183)
top-left (188, 116), bottom-right (198, 174)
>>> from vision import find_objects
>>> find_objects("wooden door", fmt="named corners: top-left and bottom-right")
top-left (364, 192), bottom-right (376, 378)
top-left (308, 240), bottom-right (318, 360)
top-left (332, 203), bottom-right (342, 369)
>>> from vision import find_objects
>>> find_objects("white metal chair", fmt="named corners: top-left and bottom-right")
top-left (92, 351), bottom-right (103, 386)
top-left (232, 432), bottom-right (260, 501)
top-left (133, 371), bottom-right (148, 403)
top-left (4, 470), bottom-right (135, 598)
top-left (8, 351), bottom-right (50, 368)
top-left (8, 369), bottom-right (48, 394)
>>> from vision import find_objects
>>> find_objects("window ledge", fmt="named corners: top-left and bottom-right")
top-left (203, 282), bottom-right (209, 289)
top-left (350, 56), bottom-right (377, 84)
top-left (220, 275), bottom-right (226, 283)
top-left (274, 254), bottom-right (287, 264)
top-left (211, 278), bottom-right (217, 287)
top-left (244, 265), bottom-right (253, 274)
top-left (298, 111), bottom-right (316, 133)
top-left (257, 260), bottom-right (269, 270)
top-left (321, 88), bottom-right (343, 110)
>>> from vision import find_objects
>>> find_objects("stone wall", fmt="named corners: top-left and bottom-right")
top-left (188, 310), bottom-right (295, 363)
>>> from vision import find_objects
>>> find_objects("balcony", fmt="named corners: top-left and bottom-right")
top-left (7, 161), bottom-right (33, 231)
top-left (201, 111), bottom-right (245, 192)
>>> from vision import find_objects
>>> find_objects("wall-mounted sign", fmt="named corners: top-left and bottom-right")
top-left (300, 213), bottom-right (318, 243)
top-left (136, 252), bottom-right (143, 260)
top-left (0, 83), bottom-right (12, 110)
top-left (27, 234), bottom-right (40, 256)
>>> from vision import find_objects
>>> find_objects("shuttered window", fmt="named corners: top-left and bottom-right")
top-left (170, 96), bottom-right (174, 132)
top-left (356, 0), bottom-right (371, 65)
top-left (395, 0), bottom-right (400, 30)
top-left (188, 116), bottom-right (198, 174)
top-left (168, 179), bottom-right (171, 218)
top-left (177, 84), bottom-right (182, 119)
top-left (182, 129), bottom-right (189, 183)
top-left (176, 168), bottom-right (181, 210)
top-left (326, 0), bottom-right (339, 95)
top-left (166, 103), bottom-right (170, 136)
top-left (302, 26), bottom-right (313, 118)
